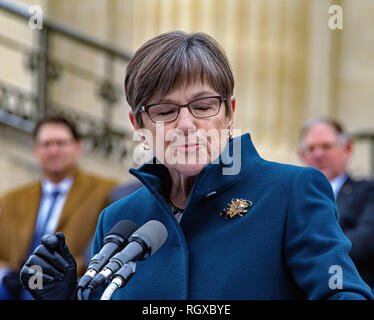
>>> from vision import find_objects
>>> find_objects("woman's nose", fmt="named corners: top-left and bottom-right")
top-left (175, 107), bottom-right (197, 132)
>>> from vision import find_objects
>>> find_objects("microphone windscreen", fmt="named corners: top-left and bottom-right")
top-left (131, 220), bottom-right (168, 255)
top-left (104, 219), bottom-right (138, 242)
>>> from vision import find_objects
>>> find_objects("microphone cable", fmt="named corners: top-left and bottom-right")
top-left (77, 287), bottom-right (84, 300)
top-left (84, 288), bottom-right (92, 300)
top-left (100, 262), bottom-right (136, 300)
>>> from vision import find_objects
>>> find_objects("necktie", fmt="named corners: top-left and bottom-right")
top-left (28, 190), bottom-right (61, 255)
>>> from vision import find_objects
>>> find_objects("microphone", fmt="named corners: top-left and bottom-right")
top-left (77, 219), bottom-right (138, 294)
top-left (100, 262), bottom-right (136, 300)
top-left (87, 220), bottom-right (168, 293)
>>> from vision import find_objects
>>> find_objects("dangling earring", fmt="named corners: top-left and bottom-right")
top-left (228, 131), bottom-right (233, 140)
top-left (134, 142), bottom-right (151, 165)
top-left (143, 143), bottom-right (151, 151)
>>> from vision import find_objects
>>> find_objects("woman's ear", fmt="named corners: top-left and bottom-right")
top-left (129, 111), bottom-right (149, 144)
top-left (228, 96), bottom-right (236, 131)
top-left (129, 111), bottom-right (138, 130)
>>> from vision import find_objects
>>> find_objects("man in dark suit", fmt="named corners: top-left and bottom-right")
top-left (298, 117), bottom-right (374, 286)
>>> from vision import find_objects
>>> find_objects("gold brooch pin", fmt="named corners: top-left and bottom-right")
top-left (220, 198), bottom-right (253, 219)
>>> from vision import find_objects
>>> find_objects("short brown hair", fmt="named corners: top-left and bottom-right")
top-left (33, 115), bottom-right (80, 141)
top-left (125, 31), bottom-right (235, 127)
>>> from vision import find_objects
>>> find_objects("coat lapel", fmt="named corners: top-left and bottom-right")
top-left (57, 170), bottom-right (89, 231)
top-left (20, 183), bottom-right (42, 257)
top-left (336, 176), bottom-right (353, 218)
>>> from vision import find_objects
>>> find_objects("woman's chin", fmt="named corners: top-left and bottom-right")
top-left (166, 162), bottom-right (209, 178)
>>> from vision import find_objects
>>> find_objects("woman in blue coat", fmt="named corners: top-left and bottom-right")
top-left (21, 31), bottom-right (373, 300)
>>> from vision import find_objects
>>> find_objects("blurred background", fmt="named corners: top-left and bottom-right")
top-left (0, 0), bottom-right (373, 194)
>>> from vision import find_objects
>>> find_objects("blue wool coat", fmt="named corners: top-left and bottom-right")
top-left (91, 133), bottom-right (374, 300)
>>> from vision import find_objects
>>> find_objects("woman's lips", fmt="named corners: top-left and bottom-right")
top-left (176, 143), bottom-right (201, 152)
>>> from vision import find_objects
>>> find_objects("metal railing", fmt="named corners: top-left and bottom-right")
top-left (0, 0), bottom-right (133, 162)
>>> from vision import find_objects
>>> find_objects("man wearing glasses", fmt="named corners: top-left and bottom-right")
top-left (298, 117), bottom-right (374, 287)
top-left (0, 115), bottom-right (118, 299)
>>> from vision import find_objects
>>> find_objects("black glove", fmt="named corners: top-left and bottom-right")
top-left (2, 270), bottom-right (22, 299)
top-left (20, 232), bottom-right (77, 300)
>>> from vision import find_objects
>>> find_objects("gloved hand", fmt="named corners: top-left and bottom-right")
top-left (20, 232), bottom-right (77, 300)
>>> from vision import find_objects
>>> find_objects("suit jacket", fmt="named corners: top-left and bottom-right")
top-left (109, 181), bottom-right (143, 204)
top-left (90, 133), bottom-right (373, 300)
top-left (336, 176), bottom-right (374, 286)
top-left (0, 169), bottom-right (118, 276)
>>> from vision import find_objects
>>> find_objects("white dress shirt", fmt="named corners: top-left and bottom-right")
top-left (330, 173), bottom-right (348, 199)
top-left (37, 176), bottom-right (74, 235)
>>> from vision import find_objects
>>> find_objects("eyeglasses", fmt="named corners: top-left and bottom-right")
top-left (139, 96), bottom-right (227, 124)
top-left (35, 139), bottom-right (74, 149)
top-left (301, 142), bottom-right (341, 154)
